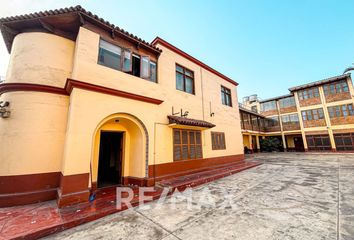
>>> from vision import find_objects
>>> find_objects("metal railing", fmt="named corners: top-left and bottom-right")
top-left (238, 102), bottom-right (259, 113)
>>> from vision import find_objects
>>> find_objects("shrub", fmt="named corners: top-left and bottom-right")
top-left (260, 137), bottom-right (282, 152)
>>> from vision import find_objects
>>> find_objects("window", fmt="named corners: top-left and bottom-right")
top-left (281, 114), bottom-right (299, 124)
top-left (301, 108), bottom-right (324, 121)
top-left (306, 135), bottom-right (332, 151)
top-left (323, 80), bottom-right (349, 95)
top-left (241, 112), bottom-right (251, 129)
top-left (260, 101), bottom-right (277, 112)
top-left (98, 39), bottom-right (157, 82)
top-left (176, 64), bottom-right (194, 94)
top-left (150, 61), bottom-right (157, 82)
top-left (122, 50), bottom-right (132, 72)
top-left (211, 132), bottom-right (226, 150)
top-left (98, 40), bottom-right (131, 72)
top-left (265, 116), bottom-right (279, 127)
top-left (132, 54), bottom-right (141, 77)
top-left (173, 129), bottom-right (202, 161)
top-left (334, 133), bottom-right (354, 151)
top-left (328, 104), bottom-right (354, 118)
top-left (221, 86), bottom-right (232, 107)
top-left (98, 40), bottom-right (122, 70)
top-left (141, 56), bottom-right (150, 79)
top-left (279, 97), bottom-right (295, 108)
top-left (298, 87), bottom-right (319, 100)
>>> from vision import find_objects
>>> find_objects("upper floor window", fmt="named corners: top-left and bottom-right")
top-left (260, 101), bottom-right (276, 112)
top-left (298, 87), bottom-right (319, 100)
top-left (281, 114), bottom-right (299, 124)
top-left (265, 116), bottom-right (279, 127)
top-left (221, 86), bottom-right (232, 106)
top-left (98, 39), bottom-right (126, 71)
top-left (301, 108), bottom-right (324, 121)
top-left (98, 39), bottom-right (157, 82)
top-left (241, 111), bottom-right (251, 125)
top-left (328, 104), bottom-right (354, 118)
top-left (279, 97), bottom-right (296, 108)
top-left (176, 64), bottom-right (194, 94)
top-left (323, 80), bottom-right (349, 95)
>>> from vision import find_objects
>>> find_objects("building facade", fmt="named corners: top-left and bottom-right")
top-left (0, 6), bottom-right (244, 207)
top-left (241, 74), bottom-right (354, 152)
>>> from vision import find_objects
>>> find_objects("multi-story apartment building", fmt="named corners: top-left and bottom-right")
top-left (0, 6), bottom-right (245, 207)
top-left (241, 73), bottom-right (354, 152)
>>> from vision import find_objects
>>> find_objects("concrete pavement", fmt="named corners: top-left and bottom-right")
top-left (44, 153), bottom-right (354, 240)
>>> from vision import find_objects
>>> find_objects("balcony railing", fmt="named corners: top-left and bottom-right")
top-left (238, 102), bottom-right (259, 114)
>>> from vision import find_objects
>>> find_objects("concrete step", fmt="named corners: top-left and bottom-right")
top-left (157, 160), bottom-right (262, 191)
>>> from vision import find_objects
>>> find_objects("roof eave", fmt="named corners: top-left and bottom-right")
top-left (288, 73), bottom-right (351, 92)
top-left (152, 37), bottom-right (238, 86)
top-left (0, 5), bottom-right (162, 54)
top-left (259, 93), bottom-right (294, 103)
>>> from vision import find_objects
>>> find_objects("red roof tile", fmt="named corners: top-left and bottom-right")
top-left (168, 115), bottom-right (215, 128)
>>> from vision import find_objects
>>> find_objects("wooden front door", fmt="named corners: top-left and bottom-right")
top-left (294, 136), bottom-right (305, 152)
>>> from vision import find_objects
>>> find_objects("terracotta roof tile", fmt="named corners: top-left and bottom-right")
top-left (168, 115), bottom-right (215, 128)
top-left (0, 5), bottom-right (161, 53)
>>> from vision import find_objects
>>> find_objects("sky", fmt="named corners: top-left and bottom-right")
top-left (1, 0), bottom-right (354, 100)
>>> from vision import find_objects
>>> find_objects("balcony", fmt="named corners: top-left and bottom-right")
top-left (238, 103), bottom-right (259, 114)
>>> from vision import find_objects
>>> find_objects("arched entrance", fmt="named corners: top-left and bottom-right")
top-left (91, 113), bottom-right (148, 188)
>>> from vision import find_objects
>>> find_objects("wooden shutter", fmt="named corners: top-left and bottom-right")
top-left (211, 132), bottom-right (226, 150)
top-left (173, 129), bottom-right (202, 161)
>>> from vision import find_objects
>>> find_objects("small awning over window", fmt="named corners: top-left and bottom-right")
top-left (167, 115), bottom-right (215, 129)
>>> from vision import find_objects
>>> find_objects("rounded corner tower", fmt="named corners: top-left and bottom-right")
top-left (0, 31), bottom-right (75, 207)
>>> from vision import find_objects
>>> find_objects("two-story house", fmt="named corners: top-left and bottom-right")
top-left (0, 6), bottom-right (246, 207)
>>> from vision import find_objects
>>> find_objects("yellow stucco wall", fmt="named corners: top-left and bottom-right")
top-left (1, 27), bottom-right (243, 180)
top-left (6, 32), bottom-right (74, 88)
top-left (0, 92), bottom-right (69, 175)
top-left (243, 135), bottom-right (250, 148)
top-left (286, 135), bottom-right (295, 148)
top-left (61, 27), bottom-right (243, 178)
top-left (0, 33), bottom-right (74, 176)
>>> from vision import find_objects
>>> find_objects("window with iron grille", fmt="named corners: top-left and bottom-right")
top-left (211, 132), bottom-right (226, 150)
top-left (173, 129), bottom-right (202, 161)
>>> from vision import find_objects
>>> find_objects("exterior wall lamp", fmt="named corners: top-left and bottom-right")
top-left (0, 101), bottom-right (10, 118)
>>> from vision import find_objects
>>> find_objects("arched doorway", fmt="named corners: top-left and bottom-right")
top-left (91, 113), bottom-right (148, 188)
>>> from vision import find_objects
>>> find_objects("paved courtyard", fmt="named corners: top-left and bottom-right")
top-left (44, 153), bottom-right (354, 240)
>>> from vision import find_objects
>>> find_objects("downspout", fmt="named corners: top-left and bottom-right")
top-left (200, 67), bottom-right (207, 146)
